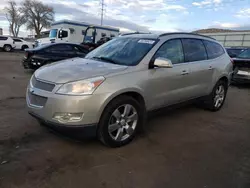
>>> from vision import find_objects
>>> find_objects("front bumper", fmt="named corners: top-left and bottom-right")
top-left (26, 84), bottom-right (110, 128)
top-left (29, 111), bottom-right (97, 137)
top-left (22, 59), bottom-right (41, 69)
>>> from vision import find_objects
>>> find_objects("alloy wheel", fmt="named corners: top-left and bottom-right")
top-left (108, 104), bottom-right (138, 141)
top-left (214, 85), bottom-right (225, 108)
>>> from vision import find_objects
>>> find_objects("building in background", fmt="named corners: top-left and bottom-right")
top-left (195, 28), bottom-right (250, 47)
top-left (0, 28), bottom-right (3, 35)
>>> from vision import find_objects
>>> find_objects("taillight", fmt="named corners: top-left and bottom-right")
top-left (13, 41), bottom-right (15, 44)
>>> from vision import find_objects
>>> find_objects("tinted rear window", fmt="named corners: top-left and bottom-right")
top-left (0, 36), bottom-right (8, 41)
top-left (203, 40), bottom-right (225, 59)
top-left (182, 39), bottom-right (207, 62)
top-left (13, 39), bottom-right (22, 42)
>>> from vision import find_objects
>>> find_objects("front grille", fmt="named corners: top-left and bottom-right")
top-left (31, 76), bottom-right (55, 92)
top-left (28, 92), bottom-right (47, 107)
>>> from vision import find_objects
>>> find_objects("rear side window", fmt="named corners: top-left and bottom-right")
top-left (46, 44), bottom-right (73, 52)
top-left (0, 36), bottom-right (8, 41)
top-left (203, 40), bottom-right (225, 59)
top-left (182, 39), bottom-right (207, 62)
top-left (13, 39), bottom-right (22, 42)
top-left (154, 39), bottom-right (184, 64)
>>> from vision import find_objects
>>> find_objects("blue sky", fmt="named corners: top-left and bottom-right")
top-left (0, 0), bottom-right (250, 36)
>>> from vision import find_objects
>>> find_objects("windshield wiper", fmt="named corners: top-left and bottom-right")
top-left (92, 56), bottom-right (120, 65)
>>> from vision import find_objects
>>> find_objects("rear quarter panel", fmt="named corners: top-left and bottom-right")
top-left (210, 53), bottom-right (233, 92)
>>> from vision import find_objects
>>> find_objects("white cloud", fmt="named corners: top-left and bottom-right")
top-left (0, 0), bottom-right (188, 36)
top-left (235, 8), bottom-right (250, 18)
top-left (192, 0), bottom-right (222, 7)
top-left (212, 21), bottom-right (240, 28)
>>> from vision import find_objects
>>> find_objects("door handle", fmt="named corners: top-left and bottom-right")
top-left (208, 66), bottom-right (213, 70)
top-left (181, 70), bottom-right (189, 75)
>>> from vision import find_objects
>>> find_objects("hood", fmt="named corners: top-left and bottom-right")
top-left (35, 58), bottom-right (128, 83)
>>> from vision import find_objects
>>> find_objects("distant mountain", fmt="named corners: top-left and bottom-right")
top-left (193, 28), bottom-right (250, 33)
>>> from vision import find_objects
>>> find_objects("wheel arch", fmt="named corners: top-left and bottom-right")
top-left (97, 89), bottom-right (146, 122)
top-left (21, 45), bottom-right (29, 50)
top-left (218, 75), bottom-right (229, 86)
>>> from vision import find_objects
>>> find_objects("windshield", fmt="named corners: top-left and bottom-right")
top-left (85, 37), bottom-right (157, 66)
top-left (49, 29), bottom-right (58, 38)
top-left (237, 49), bottom-right (250, 59)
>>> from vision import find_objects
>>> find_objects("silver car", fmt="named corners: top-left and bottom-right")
top-left (26, 33), bottom-right (233, 147)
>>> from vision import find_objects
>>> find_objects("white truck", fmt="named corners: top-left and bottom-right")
top-left (37, 20), bottom-right (120, 46)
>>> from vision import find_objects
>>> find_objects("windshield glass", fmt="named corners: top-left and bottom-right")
top-left (237, 49), bottom-right (250, 59)
top-left (49, 29), bottom-right (58, 38)
top-left (85, 37), bottom-right (157, 66)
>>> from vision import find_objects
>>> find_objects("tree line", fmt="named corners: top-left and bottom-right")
top-left (5, 0), bottom-right (54, 37)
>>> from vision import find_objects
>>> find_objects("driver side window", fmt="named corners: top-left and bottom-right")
top-left (154, 39), bottom-right (184, 64)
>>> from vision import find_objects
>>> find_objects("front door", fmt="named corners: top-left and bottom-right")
top-left (147, 39), bottom-right (193, 110)
top-left (13, 39), bottom-right (22, 49)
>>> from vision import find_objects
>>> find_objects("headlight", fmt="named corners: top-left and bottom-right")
top-left (56, 76), bottom-right (105, 95)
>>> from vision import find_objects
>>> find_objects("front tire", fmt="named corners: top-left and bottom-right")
top-left (98, 96), bottom-right (145, 147)
top-left (21, 45), bottom-right (29, 51)
top-left (203, 80), bottom-right (228, 111)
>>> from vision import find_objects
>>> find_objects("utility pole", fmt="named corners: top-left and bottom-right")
top-left (100, 0), bottom-right (105, 25)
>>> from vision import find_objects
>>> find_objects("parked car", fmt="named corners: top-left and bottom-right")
top-left (26, 33), bottom-right (233, 147)
top-left (0, 36), bottom-right (16, 52)
top-left (13, 38), bottom-right (33, 50)
top-left (226, 47), bottom-right (247, 58)
top-left (232, 48), bottom-right (250, 83)
top-left (22, 43), bottom-right (89, 70)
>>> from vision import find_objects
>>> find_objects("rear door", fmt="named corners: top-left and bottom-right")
top-left (181, 38), bottom-right (210, 98)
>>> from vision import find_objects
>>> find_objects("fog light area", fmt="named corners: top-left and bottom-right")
top-left (53, 112), bottom-right (83, 123)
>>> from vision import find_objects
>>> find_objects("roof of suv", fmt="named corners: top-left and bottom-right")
top-left (120, 32), bottom-right (215, 40)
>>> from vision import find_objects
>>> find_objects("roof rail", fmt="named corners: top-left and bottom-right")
top-left (120, 32), bottom-right (151, 36)
top-left (158, 32), bottom-right (215, 40)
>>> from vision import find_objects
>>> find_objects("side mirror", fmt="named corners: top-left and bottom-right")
top-left (154, 57), bottom-right (173, 68)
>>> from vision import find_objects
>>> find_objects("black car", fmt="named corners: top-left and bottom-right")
top-left (22, 43), bottom-right (89, 70)
top-left (232, 48), bottom-right (250, 83)
top-left (226, 47), bottom-right (247, 58)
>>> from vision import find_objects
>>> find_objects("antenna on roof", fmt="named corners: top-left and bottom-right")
top-left (100, 0), bottom-right (106, 25)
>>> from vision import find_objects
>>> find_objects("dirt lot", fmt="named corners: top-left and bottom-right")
top-left (0, 52), bottom-right (250, 188)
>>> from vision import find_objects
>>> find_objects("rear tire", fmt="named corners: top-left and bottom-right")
top-left (202, 80), bottom-right (228, 111)
top-left (98, 95), bottom-right (145, 147)
top-left (3, 45), bottom-right (12, 52)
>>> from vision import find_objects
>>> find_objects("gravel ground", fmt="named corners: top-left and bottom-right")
top-left (0, 52), bottom-right (250, 188)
